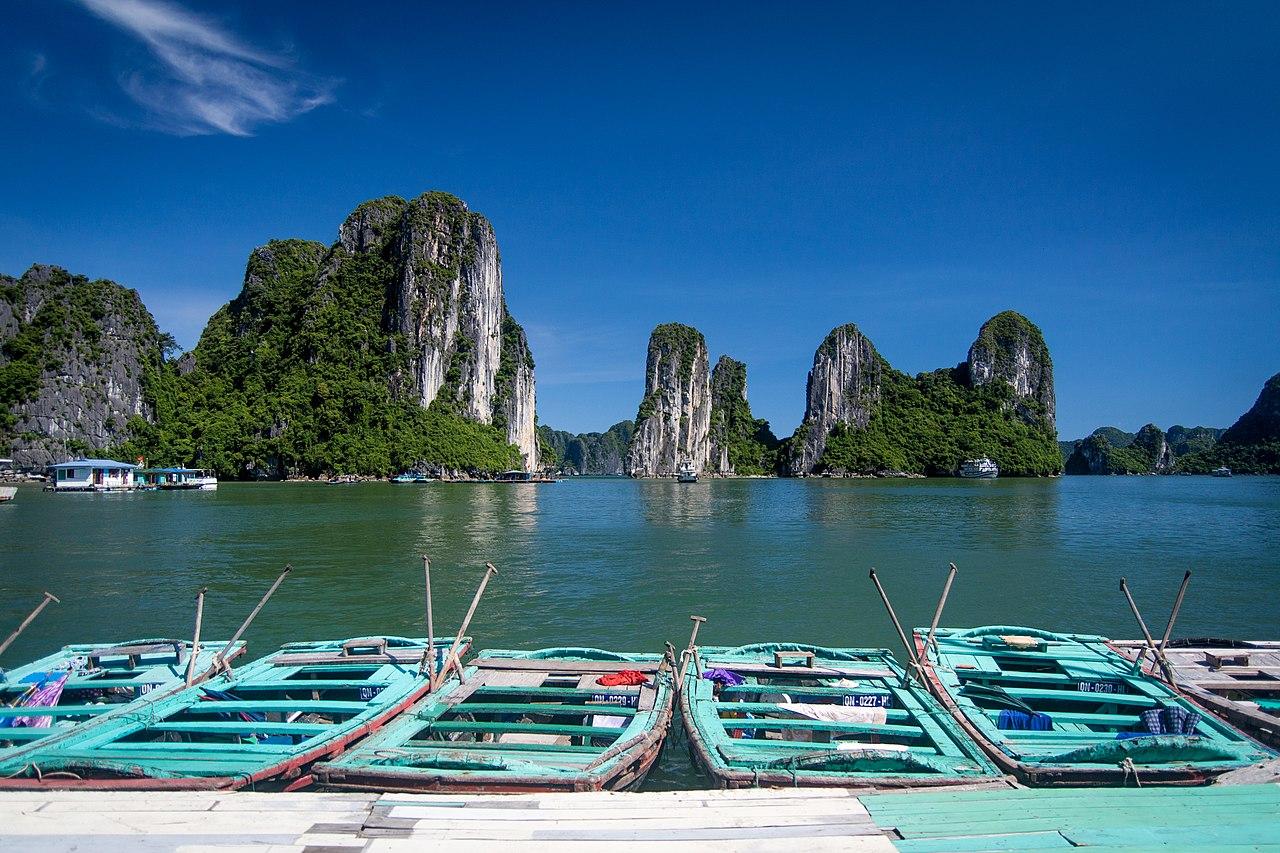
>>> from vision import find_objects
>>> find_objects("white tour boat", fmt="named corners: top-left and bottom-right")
top-left (958, 457), bottom-right (999, 479)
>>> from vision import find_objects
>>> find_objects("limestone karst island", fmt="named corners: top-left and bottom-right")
top-left (1, 2), bottom-right (1278, 849)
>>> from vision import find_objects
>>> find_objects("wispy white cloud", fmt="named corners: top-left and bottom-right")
top-left (75, 0), bottom-right (335, 136)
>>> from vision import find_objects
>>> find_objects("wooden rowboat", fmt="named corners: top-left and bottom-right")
top-left (0, 635), bottom-right (464, 790)
top-left (0, 639), bottom-right (244, 765)
top-left (315, 646), bottom-right (676, 793)
top-left (918, 626), bottom-right (1274, 786)
top-left (1110, 638), bottom-right (1280, 749)
top-left (681, 642), bottom-right (1005, 789)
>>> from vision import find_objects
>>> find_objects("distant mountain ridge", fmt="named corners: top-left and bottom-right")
top-left (1061, 373), bottom-right (1278, 474)
top-left (540, 421), bottom-right (634, 475)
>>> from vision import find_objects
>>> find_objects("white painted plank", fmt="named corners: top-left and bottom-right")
top-left (385, 803), bottom-right (873, 822)
top-left (371, 815), bottom-right (881, 833)
top-left (368, 822), bottom-right (890, 841)
top-left (369, 837), bottom-right (894, 852)
top-left (376, 787), bottom-right (860, 806)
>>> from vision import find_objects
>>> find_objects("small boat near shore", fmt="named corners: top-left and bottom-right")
top-left (1211, 466), bottom-right (1232, 477)
top-left (0, 636), bottom-right (464, 790)
top-left (917, 626), bottom-right (1274, 786)
top-left (390, 472), bottom-right (435, 484)
top-left (1, 639), bottom-right (244, 764)
top-left (316, 646), bottom-right (675, 793)
top-left (676, 461), bottom-right (699, 483)
top-left (1110, 638), bottom-right (1280, 749)
top-left (326, 475), bottom-right (360, 485)
top-left (0, 486), bottom-right (15, 503)
top-left (681, 642), bottom-right (1003, 790)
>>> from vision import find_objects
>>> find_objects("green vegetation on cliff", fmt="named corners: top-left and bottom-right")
top-left (634, 323), bottom-right (706, 425)
top-left (818, 365), bottom-right (1062, 476)
top-left (709, 356), bottom-right (779, 474)
top-left (2, 266), bottom-right (170, 454)
top-left (1176, 373), bottom-right (1280, 474)
top-left (115, 195), bottom-right (526, 478)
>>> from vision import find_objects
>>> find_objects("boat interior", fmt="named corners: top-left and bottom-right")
top-left (686, 643), bottom-right (997, 780)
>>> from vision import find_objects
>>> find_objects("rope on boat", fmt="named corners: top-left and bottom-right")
top-left (1121, 756), bottom-right (1142, 787)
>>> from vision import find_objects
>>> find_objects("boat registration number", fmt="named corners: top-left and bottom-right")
top-left (358, 686), bottom-right (384, 700)
top-left (841, 694), bottom-right (892, 708)
top-left (1077, 681), bottom-right (1126, 694)
top-left (589, 693), bottom-right (639, 708)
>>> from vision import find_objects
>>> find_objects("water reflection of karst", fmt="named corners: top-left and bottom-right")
top-left (640, 479), bottom-right (715, 526)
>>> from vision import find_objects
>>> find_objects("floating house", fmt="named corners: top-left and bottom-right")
top-left (134, 467), bottom-right (218, 490)
top-left (48, 458), bottom-right (138, 492)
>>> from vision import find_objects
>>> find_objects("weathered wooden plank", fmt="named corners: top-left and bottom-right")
top-left (703, 663), bottom-right (895, 679)
top-left (472, 660), bottom-right (659, 674)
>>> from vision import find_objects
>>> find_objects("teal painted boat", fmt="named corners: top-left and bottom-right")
top-left (918, 626), bottom-right (1276, 786)
top-left (315, 646), bottom-right (677, 793)
top-left (0, 635), bottom-right (464, 790)
top-left (681, 642), bottom-right (1005, 789)
top-left (0, 639), bottom-right (243, 765)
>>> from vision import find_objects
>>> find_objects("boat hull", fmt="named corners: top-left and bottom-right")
top-left (916, 628), bottom-right (1274, 787)
top-left (0, 637), bottom-right (463, 791)
top-left (316, 648), bottom-right (676, 794)
top-left (680, 643), bottom-right (1004, 791)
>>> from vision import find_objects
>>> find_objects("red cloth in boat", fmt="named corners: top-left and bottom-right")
top-left (596, 670), bottom-right (648, 686)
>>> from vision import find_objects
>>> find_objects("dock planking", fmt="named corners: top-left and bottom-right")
top-left (1, 784), bottom-right (1278, 850)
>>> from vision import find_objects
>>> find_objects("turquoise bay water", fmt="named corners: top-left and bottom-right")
top-left (2, 477), bottom-right (1277, 786)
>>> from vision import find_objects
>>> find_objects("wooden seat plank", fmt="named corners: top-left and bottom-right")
top-left (472, 659), bottom-right (659, 674)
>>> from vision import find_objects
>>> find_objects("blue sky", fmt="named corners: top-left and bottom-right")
top-left (2, 2), bottom-right (1278, 439)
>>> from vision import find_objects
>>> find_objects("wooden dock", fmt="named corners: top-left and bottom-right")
top-left (0, 784), bottom-right (1277, 851)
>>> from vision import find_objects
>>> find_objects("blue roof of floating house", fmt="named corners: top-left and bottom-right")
top-left (50, 458), bottom-right (139, 469)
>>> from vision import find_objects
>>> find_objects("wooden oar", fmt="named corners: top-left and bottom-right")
top-left (184, 587), bottom-right (207, 685)
top-left (209, 565), bottom-right (292, 675)
top-left (0, 591), bottom-right (60, 660)
top-left (678, 615), bottom-right (707, 683)
top-left (434, 562), bottom-right (498, 689)
top-left (418, 555), bottom-right (437, 680)
top-left (1120, 577), bottom-right (1177, 685)
top-left (1157, 570), bottom-right (1192, 656)
top-left (924, 562), bottom-right (959, 658)
top-left (868, 568), bottom-right (922, 685)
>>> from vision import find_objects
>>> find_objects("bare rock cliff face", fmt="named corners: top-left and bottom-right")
top-left (333, 193), bottom-right (538, 467)
top-left (788, 324), bottom-right (883, 475)
top-left (0, 265), bottom-right (165, 467)
top-left (625, 323), bottom-right (711, 477)
top-left (966, 310), bottom-right (1056, 429)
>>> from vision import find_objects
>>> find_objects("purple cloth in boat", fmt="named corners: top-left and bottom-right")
top-left (3, 673), bottom-right (68, 728)
top-left (701, 668), bottom-right (745, 686)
